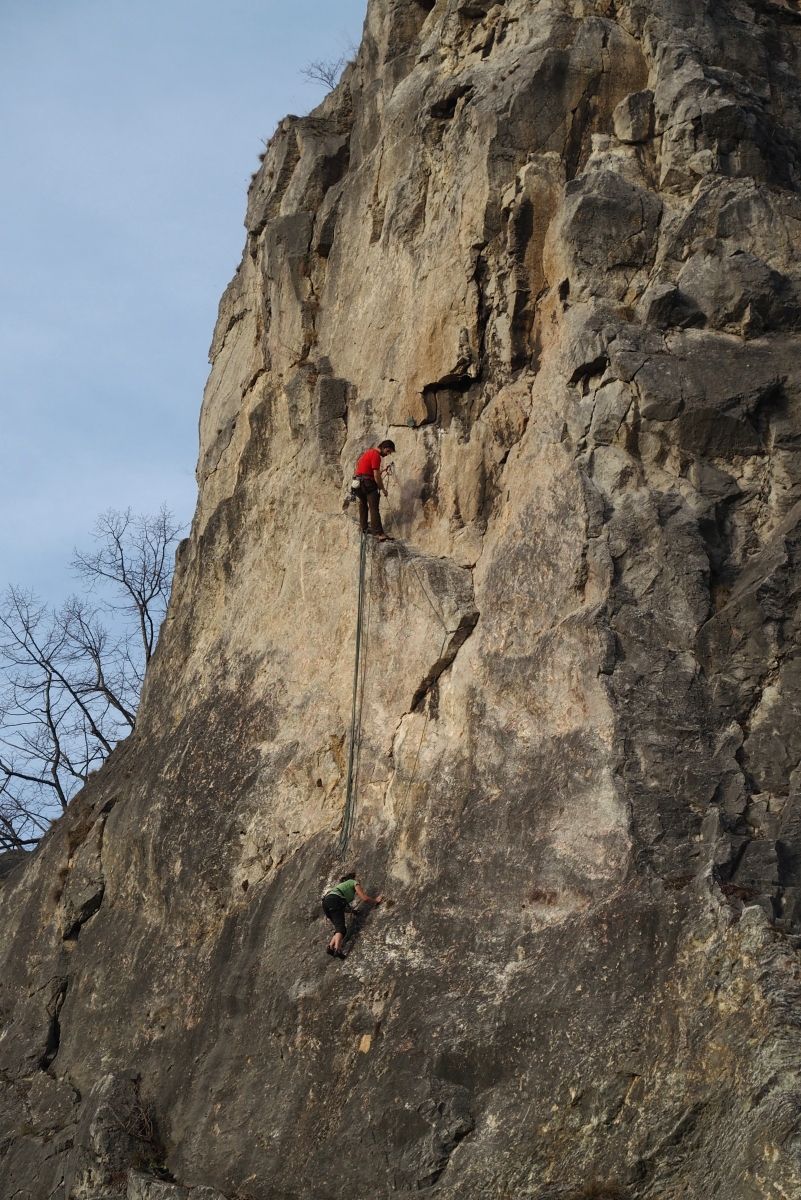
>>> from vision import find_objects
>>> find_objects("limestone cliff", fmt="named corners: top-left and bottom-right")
top-left (3, 0), bottom-right (801, 1196)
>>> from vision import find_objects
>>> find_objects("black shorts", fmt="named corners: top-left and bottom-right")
top-left (322, 894), bottom-right (348, 937)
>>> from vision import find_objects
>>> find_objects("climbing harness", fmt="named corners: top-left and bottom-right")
top-left (337, 470), bottom-right (454, 863)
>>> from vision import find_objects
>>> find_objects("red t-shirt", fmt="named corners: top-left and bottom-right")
top-left (356, 448), bottom-right (381, 478)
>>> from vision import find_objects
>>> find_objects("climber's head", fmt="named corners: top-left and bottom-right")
top-left (339, 871), bottom-right (358, 883)
top-left (378, 440), bottom-right (395, 457)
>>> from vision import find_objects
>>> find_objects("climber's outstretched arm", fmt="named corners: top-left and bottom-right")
top-left (355, 883), bottom-right (384, 904)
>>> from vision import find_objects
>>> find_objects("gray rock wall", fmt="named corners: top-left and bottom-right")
top-left (3, 0), bottom-right (801, 1197)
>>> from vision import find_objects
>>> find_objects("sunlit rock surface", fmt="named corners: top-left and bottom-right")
top-left (3, 0), bottom-right (801, 1196)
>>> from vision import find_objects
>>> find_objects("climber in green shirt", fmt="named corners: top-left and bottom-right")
top-left (322, 872), bottom-right (383, 958)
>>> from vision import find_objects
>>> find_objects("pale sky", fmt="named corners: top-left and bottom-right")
top-left (0, 0), bottom-right (367, 602)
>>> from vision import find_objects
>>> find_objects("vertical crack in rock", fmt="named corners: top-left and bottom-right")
top-left (38, 978), bottom-right (67, 1071)
top-left (57, 802), bottom-right (112, 940)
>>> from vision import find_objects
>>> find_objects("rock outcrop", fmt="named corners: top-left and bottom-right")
top-left (3, 0), bottom-right (801, 1196)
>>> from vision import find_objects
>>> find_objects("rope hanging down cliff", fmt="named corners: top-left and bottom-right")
top-left (338, 482), bottom-right (451, 860)
top-left (338, 529), bottom-right (374, 858)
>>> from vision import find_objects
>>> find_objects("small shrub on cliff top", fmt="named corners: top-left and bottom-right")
top-left (301, 55), bottom-right (349, 89)
top-left (300, 33), bottom-right (357, 91)
top-left (66, 806), bottom-right (94, 857)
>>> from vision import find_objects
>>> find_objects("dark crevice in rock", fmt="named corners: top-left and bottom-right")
top-left (39, 980), bottom-right (67, 1070)
top-left (61, 883), bottom-right (105, 942)
top-left (429, 83), bottom-right (475, 121)
top-left (565, 71), bottom-right (605, 183)
top-left (421, 375), bottom-right (476, 429)
top-left (410, 606), bottom-right (480, 712)
top-left (473, 252), bottom-right (491, 387)
top-left (570, 351), bottom-right (608, 386)
top-left (714, 836), bottom-right (750, 884)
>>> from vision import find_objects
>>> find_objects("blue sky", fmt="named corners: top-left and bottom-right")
top-left (0, 0), bottom-right (367, 602)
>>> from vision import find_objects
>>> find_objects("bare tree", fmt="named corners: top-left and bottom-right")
top-left (72, 506), bottom-right (182, 678)
top-left (0, 508), bottom-right (181, 852)
top-left (300, 35), bottom-right (357, 90)
top-left (300, 55), bottom-right (349, 89)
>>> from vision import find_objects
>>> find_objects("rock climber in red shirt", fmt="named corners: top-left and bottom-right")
top-left (352, 440), bottom-right (395, 541)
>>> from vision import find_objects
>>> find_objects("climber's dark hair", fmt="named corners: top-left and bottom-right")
top-left (378, 440), bottom-right (395, 452)
top-left (339, 872), bottom-right (357, 883)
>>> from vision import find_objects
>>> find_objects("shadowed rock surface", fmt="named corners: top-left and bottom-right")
top-left (3, 0), bottom-right (801, 1196)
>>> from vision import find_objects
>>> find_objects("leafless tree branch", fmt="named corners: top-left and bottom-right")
top-left (300, 55), bottom-right (349, 89)
top-left (300, 35), bottom-right (357, 92)
top-left (72, 506), bottom-right (182, 670)
top-left (0, 508), bottom-right (181, 852)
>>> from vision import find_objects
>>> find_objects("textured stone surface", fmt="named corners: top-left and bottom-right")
top-left (613, 89), bottom-right (654, 144)
top-left (3, 0), bottom-right (801, 1197)
top-left (0, 849), bottom-right (29, 883)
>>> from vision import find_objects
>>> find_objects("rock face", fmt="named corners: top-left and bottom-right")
top-left (3, 0), bottom-right (801, 1196)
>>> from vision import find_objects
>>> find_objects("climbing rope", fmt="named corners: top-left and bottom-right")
top-left (338, 530), bottom-right (373, 858)
top-left (337, 473), bottom-right (457, 864)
